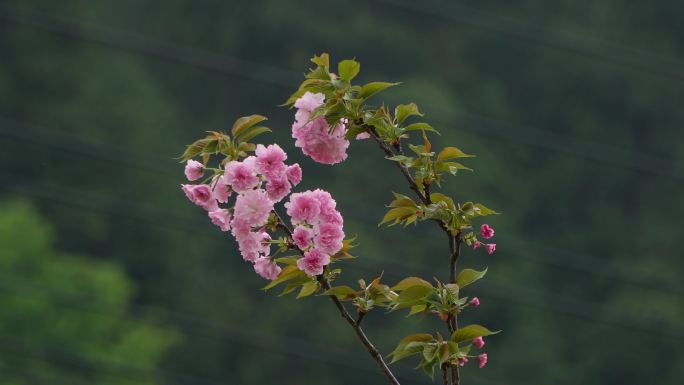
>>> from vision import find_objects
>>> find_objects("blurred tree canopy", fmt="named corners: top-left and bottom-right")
top-left (0, 0), bottom-right (683, 384)
top-left (0, 200), bottom-right (179, 384)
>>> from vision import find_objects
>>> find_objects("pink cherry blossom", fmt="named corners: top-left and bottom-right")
top-left (293, 91), bottom-right (325, 112)
top-left (356, 132), bottom-right (371, 140)
top-left (292, 93), bottom-right (350, 165)
top-left (255, 143), bottom-right (287, 180)
top-left (208, 209), bottom-right (231, 232)
top-left (181, 184), bottom-right (218, 211)
top-left (292, 225), bottom-right (314, 250)
top-left (286, 164), bottom-right (303, 186)
top-left (212, 177), bottom-right (232, 203)
top-left (485, 243), bottom-right (496, 255)
top-left (285, 192), bottom-right (321, 224)
top-left (457, 357), bottom-right (469, 367)
top-left (253, 257), bottom-right (281, 280)
top-left (265, 176), bottom-right (291, 203)
top-left (480, 224), bottom-right (495, 239)
top-left (233, 189), bottom-right (273, 227)
top-left (473, 240), bottom-right (482, 250)
top-left (313, 222), bottom-right (345, 255)
top-left (296, 248), bottom-right (330, 276)
top-left (184, 159), bottom-right (205, 181)
top-left (470, 297), bottom-right (481, 307)
top-left (478, 353), bottom-right (488, 368)
top-left (223, 160), bottom-right (259, 193)
top-left (236, 230), bottom-right (270, 262)
top-left (473, 336), bottom-right (485, 349)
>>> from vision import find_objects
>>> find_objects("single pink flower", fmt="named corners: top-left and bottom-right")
top-left (223, 160), bottom-right (259, 193)
top-left (286, 164), bottom-right (303, 186)
top-left (255, 143), bottom-right (288, 180)
top-left (253, 257), bottom-right (281, 280)
top-left (208, 209), bottom-right (231, 232)
top-left (478, 353), bottom-right (488, 368)
top-left (285, 192), bottom-right (321, 224)
top-left (485, 243), bottom-right (496, 255)
top-left (355, 132), bottom-right (371, 140)
top-left (265, 176), bottom-right (291, 203)
top-left (237, 230), bottom-right (270, 262)
top-left (292, 94), bottom-right (350, 165)
top-left (473, 240), bottom-right (482, 250)
top-left (473, 336), bottom-right (485, 349)
top-left (292, 225), bottom-right (314, 250)
top-left (296, 248), bottom-right (330, 276)
top-left (480, 224), bottom-right (495, 239)
top-left (293, 91), bottom-right (325, 112)
top-left (457, 357), bottom-right (469, 367)
top-left (313, 222), bottom-right (345, 255)
top-left (470, 297), bottom-right (481, 307)
top-left (181, 184), bottom-right (218, 211)
top-left (233, 189), bottom-right (273, 227)
top-left (212, 176), bottom-right (232, 203)
top-left (184, 159), bottom-right (205, 181)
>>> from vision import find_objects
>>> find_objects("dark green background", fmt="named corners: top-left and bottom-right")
top-left (1, 1), bottom-right (683, 384)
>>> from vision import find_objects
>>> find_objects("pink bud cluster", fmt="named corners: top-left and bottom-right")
top-left (181, 143), bottom-right (306, 280)
top-left (285, 189), bottom-right (345, 276)
top-left (291, 92), bottom-right (356, 165)
top-left (473, 224), bottom-right (497, 255)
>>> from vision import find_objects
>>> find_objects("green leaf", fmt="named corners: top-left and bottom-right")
top-left (408, 304), bottom-right (427, 316)
top-left (389, 333), bottom-right (433, 363)
top-left (180, 137), bottom-right (215, 161)
top-left (429, 193), bottom-right (456, 211)
top-left (395, 103), bottom-right (423, 125)
top-left (436, 146), bottom-right (474, 162)
top-left (263, 265), bottom-right (305, 290)
top-left (456, 268), bottom-right (488, 288)
top-left (322, 285), bottom-right (358, 300)
top-left (231, 115), bottom-right (268, 137)
top-left (389, 192), bottom-right (417, 208)
top-left (358, 82), bottom-right (400, 99)
top-left (393, 285), bottom-right (432, 308)
top-left (235, 125), bottom-right (271, 143)
top-left (392, 277), bottom-right (432, 291)
top-left (404, 122), bottom-right (440, 134)
top-left (473, 203), bottom-right (500, 216)
top-left (451, 324), bottom-right (501, 343)
top-left (297, 281), bottom-right (319, 299)
top-left (435, 161), bottom-right (473, 175)
top-left (310, 53), bottom-right (330, 68)
top-left (379, 206), bottom-right (417, 226)
top-left (338, 59), bottom-right (360, 81)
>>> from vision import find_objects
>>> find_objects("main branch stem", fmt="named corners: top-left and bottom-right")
top-left (365, 124), bottom-right (464, 385)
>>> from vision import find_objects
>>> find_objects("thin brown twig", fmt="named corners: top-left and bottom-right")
top-left (272, 210), bottom-right (401, 385)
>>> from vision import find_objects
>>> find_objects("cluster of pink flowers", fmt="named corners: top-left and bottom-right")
top-left (285, 189), bottom-right (345, 276)
top-left (291, 92), bottom-right (351, 165)
top-left (182, 143), bottom-right (304, 280)
top-left (473, 224), bottom-right (496, 255)
top-left (182, 143), bottom-right (345, 281)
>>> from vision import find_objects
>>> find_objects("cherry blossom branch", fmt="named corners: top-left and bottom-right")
top-left (364, 124), bottom-right (466, 384)
top-left (273, 211), bottom-right (401, 385)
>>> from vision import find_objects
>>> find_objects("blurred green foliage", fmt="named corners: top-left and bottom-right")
top-left (0, 0), bottom-right (683, 384)
top-left (0, 200), bottom-right (179, 384)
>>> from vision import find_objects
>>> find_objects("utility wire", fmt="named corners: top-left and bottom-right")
top-left (1, 4), bottom-right (682, 180)
top-left (372, 0), bottom-right (684, 83)
top-left (0, 177), bottom-right (682, 340)
top-left (1, 118), bottom-right (682, 296)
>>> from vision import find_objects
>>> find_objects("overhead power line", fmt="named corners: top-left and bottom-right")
top-left (373, 0), bottom-right (684, 83)
top-left (1, 117), bottom-right (682, 297)
top-left (1, 4), bottom-right (682, 180)
top-left (0, 176), bottom-right (682, 341)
